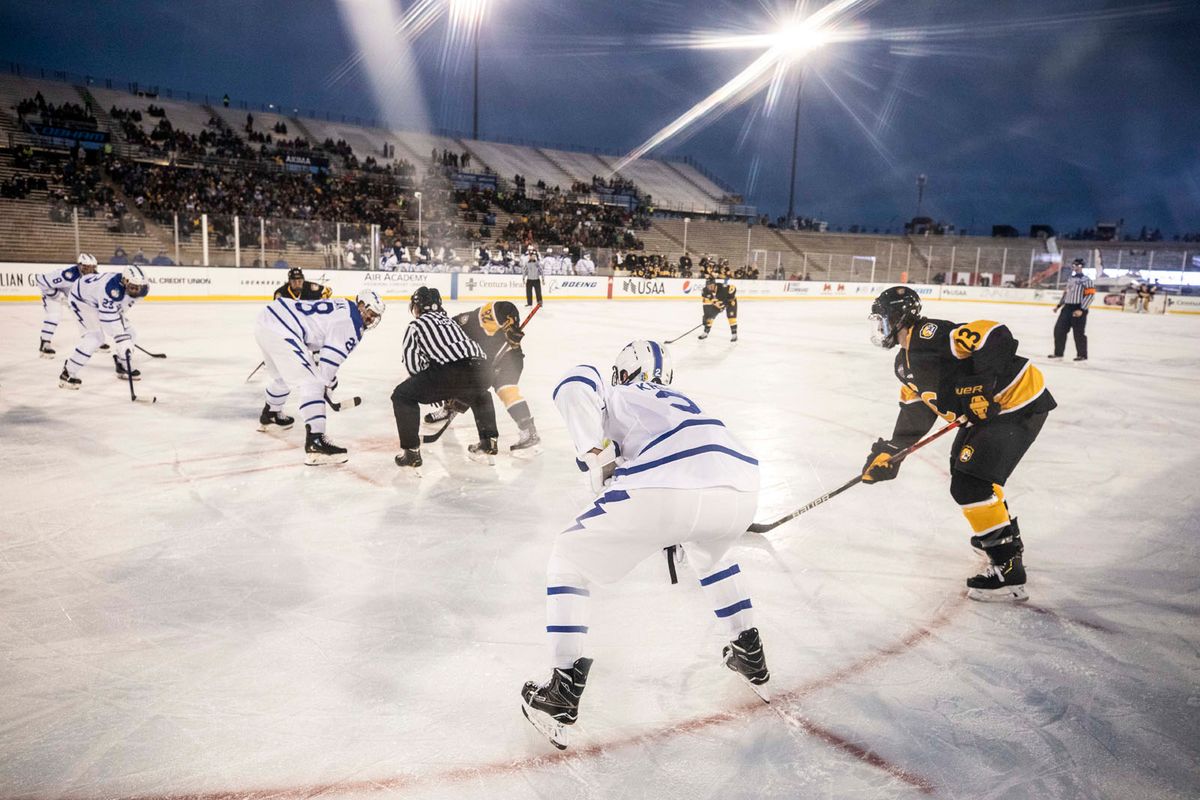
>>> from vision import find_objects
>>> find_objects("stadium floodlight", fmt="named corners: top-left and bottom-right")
top-left (449, 0), bottom-right (489, 139)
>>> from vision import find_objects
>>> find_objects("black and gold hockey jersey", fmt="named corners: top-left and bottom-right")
top-left (891, 317), bottom-right (1056, 445)
top-left (273, 281), bottom-right (332, 301)
top-left (453, 301), bottom-right (522, 360)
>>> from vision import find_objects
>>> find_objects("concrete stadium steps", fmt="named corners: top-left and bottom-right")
top-left (86, 86), bottom-right (218, 139)
top-left (0, 198), bottom-right (167, 264)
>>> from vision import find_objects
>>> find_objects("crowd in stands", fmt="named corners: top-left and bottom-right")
top-left (614, 251), bottom-right (760, 280)
top-left (16, 92), bottom-right (98, 128)
top-left (570, 174), bottom-right (639, 197)
top-left (434, 148), bottom-right (473, 170)
top-left (495, 187), bottom-right (649, 251)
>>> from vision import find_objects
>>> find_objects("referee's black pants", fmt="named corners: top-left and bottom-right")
top-left (391, 358), bottom-right (498, 450)
top-left (525, 279), bottom-right (542, 306)
top-left (1052, 305), bottom-right (1088, 358)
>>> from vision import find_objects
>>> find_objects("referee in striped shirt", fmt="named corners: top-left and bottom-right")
top-left (391, 287), bottom-right (499, 467)
top-left (1049, 258), bottom-right (1094, 361)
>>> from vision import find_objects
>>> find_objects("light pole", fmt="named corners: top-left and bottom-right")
top-left (415, 191), bottom-right (422, 248)
top-left (916, 174), bottom-right (927, 217)
top-left (472, 13), bottom-right (481, 140)
top-left (786, 67), bottom-right (806, 224)
top-left (451, 0), bottom-right (488, 140)
top-left (683, 217), bottom-right (690, 252)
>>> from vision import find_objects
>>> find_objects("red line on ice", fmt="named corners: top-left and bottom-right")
top-left (55, 598), bottom-right (962, 800)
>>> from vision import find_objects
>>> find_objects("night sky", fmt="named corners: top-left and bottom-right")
top-left (2, 0), bottom-right (1197, 236)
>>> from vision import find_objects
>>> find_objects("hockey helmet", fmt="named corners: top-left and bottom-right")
top-left (493, 300), bottom-right (521, 328)
top-left (868, 286), bottom-right (921, 349)
top-left (409, 286), bottom-right (443, 316)
top-left (122, 265), bottom-right (149, 298)
top-left (77, 252), bottom-right (98, 273)
top-left (356, 289), bottom-right (385, 330)
top-left (612, 340), bottom-right (673, 386)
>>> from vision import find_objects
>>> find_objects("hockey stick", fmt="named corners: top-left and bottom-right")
top-left (245, 361), bottom-right (265, 383)
top-left (325, 390), bottom-right (362, 412)
top-left (135, 344), bottom-right (167, 359)
top-left (746, 418), bottom-right (963, 534)
top-left (124, 351), bottom-right (157, 404)
top-left (665, 322), bottom-right (704, 345)
top-left (422, 304), bottom-right (542, 444)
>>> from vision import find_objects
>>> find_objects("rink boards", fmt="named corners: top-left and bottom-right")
top-left (3, 262), bottom-right (1200, 313)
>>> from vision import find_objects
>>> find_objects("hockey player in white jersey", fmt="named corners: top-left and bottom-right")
top-left (38, 253), bottom-right (97, 357)
top-left (520, 340), bottom-right (769, 749)
top-left (254, 290), bottom-right (384, 465)
top-left (59, 265), bottom-right (149, 389)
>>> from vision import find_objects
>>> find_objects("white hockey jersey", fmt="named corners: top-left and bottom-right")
top-left (37, 264), bottom-right (84, 297)
top-left (257, 297), bottom-right (365, 385)
top-left (553, 365), bottom-right (759, 492)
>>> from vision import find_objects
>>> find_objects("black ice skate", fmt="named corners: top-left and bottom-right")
top-left (966, 523), bottom-right (1028, 602)
top-left (509, 423), bottom-right (542, 457)
top-left (521, 657), bottom-right (593, 750)
top-left (730, 333), bottom-right (738, 342)
top-left (394, 448), bottom-right (423, 470)
top-left (724, 627), bottom-right (770, 687)
top-left (467, 436), bottom-right (499, 465)
top-left (113, 355), bottom-right (140, 381)
top-left (39, 340), bottom-right (56, 359)
top-left (698, 329), bottom-right (710, 340)
top-left (1073, 356), bottom-right (1088, 362)
top-left (1046, 353), bottom-right (1063, 359)
top-left (304, 425), bottom-right (348, 466)
top-left (58, 363), bottom-right (81, 390)
top-left (257, 403), bottom-right (294, 432)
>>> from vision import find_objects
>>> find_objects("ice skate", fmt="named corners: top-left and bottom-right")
top-left (520, 657), bottom-right (593, 750)
top-left (724, 627), bottom-right (770, 693)
top-left (509, 423), bottom-right (542, 458)
top-left (58, 364), bottom-right (81, 390)
top-left (966, 534), bottom-right (1028, 602)
top-left (39, 340), bottom-right (55, 359)
top-left (468, 436), bottom-right (498, 465)
top-left (304, 425), bottom-right (348, 465)
top-left (730, 333), bottom-right (738, 342)
top-left (698, 329), bottom-right (710, 340)
top-left (423, 406), bottom-right (451, 426)
top-left (257, 403), bottom-right (294, 432)
top-left (394, 448), bottom-right (423, 473)
top-left (113, 354), bottom-right (141, 381)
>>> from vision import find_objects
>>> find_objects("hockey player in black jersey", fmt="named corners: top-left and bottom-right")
top-left (862, 286), bottom-right (1056, 601)
top-left (442, 301), bottom-right (541, 454)
top-left (273, 268), bottom-right (332, 301)
top-left (698, 277), bottom-right (738, 341)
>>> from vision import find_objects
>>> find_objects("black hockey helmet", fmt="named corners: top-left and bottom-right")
top-left (287, 267), bottom-right (304, 281)
top-left (492, 300), bottom-right (520, 327)
top-left (869, 286), bottom-right (922, 349)
top-left (1072, 258), bottom-right (1085, 267)
top-left (409, 286), bottom-right (443, 315)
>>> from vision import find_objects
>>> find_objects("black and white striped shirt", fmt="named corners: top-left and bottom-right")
top-left (403, 310), bottom-right (485, 375)
top-left (1059, 272), bottom-right (1096, 310)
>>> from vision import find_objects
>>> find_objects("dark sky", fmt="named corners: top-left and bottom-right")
top-left (2, 0), bottom-right (1197, 235)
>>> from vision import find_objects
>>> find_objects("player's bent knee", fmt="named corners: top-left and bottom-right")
top-left (949, 471), bottom-right (993, 505)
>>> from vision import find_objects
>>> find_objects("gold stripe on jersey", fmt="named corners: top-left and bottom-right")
top-left (960, 492), bottom-right (1010, 535)
top-left (950, 320), bottom-right (1002, 359)
top-left (478, 302), bottom-right (501, 335)
top-left (919, 390), bottom-right (957, 422)
top-left (995, 361), bottom-right (1046, 414)
top-left (899, 384), bottom-right (923, 404)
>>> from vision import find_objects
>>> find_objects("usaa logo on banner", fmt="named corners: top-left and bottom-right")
top-left (621, 278), bottom-right (666, 295)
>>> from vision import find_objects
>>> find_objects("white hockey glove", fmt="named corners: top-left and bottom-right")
top-left (584, 442), bottom-right (618, 494)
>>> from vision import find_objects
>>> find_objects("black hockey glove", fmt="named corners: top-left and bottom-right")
top-left (862, 438), bottom-right (902, 483)
top-left (946, 376), bottom-right (1001, 424)
top-left (504, 325), bottom-right (525, 347)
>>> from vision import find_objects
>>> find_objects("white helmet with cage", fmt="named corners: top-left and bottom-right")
top-left (77, 252), bottom-right (98, 273)
top-left (356, 289), bottom-right (385, 330)
top-left (122, 265), bottom-right (149, 298)
top-left (612, 340), bottom-right (673, 386)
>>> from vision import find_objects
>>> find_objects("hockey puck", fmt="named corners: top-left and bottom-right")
top-left (351, 396), bottom-right (362, 407)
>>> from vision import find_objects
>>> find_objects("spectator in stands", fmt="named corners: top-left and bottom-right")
top-left (150, 250), bottom-right (174, 266)
top-left (112, 246), bottom-right (129, 265)
top-left (273, 258), bottom-right (290, 269)
top-left (131, 248), bottom-right (149, 265)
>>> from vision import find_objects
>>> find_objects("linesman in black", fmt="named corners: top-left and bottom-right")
top-left (698, 277), bottom-right (738, 341)
top-left (1049, 259), bottom-right (1094, 361)
top-left (862, 286), bottom-right (1056, 602)
top-left (391, 287), bottom-right (499, 469)
top-left (273, 267), bottom-right (332, 301)
top-left (451, 301), bottom-right (541, 454)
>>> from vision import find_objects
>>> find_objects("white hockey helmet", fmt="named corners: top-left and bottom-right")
top-left (612, 340), bottom-right (673, 386)
top-left (77, 252), bottom-right (98, 273)
top-left (356, 289), bottom-right (385, 330)
top-left (122, 265), bottom-right (149, 298)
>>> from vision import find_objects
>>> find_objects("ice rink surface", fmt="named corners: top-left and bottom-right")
top-left (1, 296), bottom-right (1198, 800)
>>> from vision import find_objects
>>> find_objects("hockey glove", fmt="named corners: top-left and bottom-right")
top-left (504, 324), bottom-right (525, 347)
top-left (584, 442), bottom-right (618, 494)
top-left (861, 438), bottom-right (902, 483)
top-left (947, 376), bottom-right (1001, 423)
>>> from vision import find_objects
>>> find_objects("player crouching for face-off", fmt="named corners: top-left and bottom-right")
top-left (520, 341), bottom-right (768, 749)
top-left (253, 290), bottom-right (384, 465)
top-left (39, 252), bottom-right (97, 358)
top-left (862, 286), bottom-right (1056, 601)
top-left (59, 265), bottom-right (149, 389)
top-left (390, 287), bottom-right (500, 469)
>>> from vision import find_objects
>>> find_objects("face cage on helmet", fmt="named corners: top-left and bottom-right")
top-left (126, 281), bottom-right (149, 299)
top-left (868, 313), bottom-right (898, 349)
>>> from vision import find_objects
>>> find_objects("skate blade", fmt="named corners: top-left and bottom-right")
top-left (58, 380), bottom-right (81, 390)
top-left (257, 423), bottom-right (294, 433)
top-left (467, 452), bottom-right (497, 466)
top-left (115, 374), bottom-right (141, 382)
top-left (521, 703), bottom-right (568, 750)
top-left (967, 585), bottom-right (1029, 603)
top-left (305, 452), bottom-right (349, 466)
top-left (510, 445), bottom-right (543, 460)
top-left (39, 352), bottom-right (55, 360)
